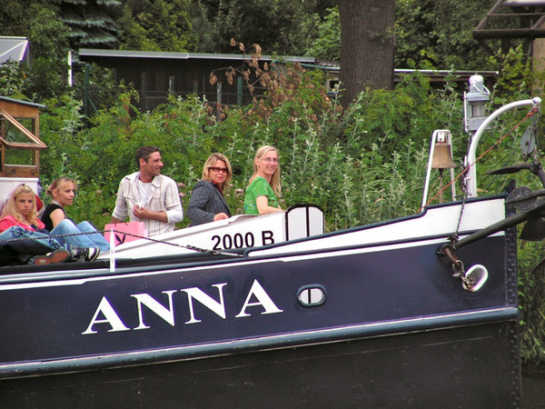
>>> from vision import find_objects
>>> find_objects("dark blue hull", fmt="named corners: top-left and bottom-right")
top-left (0, 197), bottom-right (520, 408)
top-left (1, 321), bottom-right (519, 409)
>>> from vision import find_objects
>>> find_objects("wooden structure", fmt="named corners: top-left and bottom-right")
top-left (474, 1), bottom-right (545, 91)
top-left (0, 96), bottom-right (46, 200)
top-left (0, 96), bottom-right (46, 178)
top-left (474, 0), bottom-right (545, 39)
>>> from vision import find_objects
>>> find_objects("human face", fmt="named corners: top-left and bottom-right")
top-left (140, 151), bottom-right (163, 180)
top-left (256, 149), bottom-right (278, 179)
top-left (53, 182), bottom-right (76, 207)
top-left (209, 160), bottom-right (228, 186)
top-left (15, 192), bottom-right (34, 219)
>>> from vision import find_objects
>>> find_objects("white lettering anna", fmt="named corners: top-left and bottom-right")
top-left (82, 279), bottom-right (283, 335)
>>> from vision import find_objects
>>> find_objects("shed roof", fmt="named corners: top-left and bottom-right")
top-left (79, 48), bottom-right (316, 64)
top-left (503, 1), bottom-right (545, 5)
top-left (0, 36), bottom-right (29, 65)
top-left (0, 96), bottom-right (45, 110)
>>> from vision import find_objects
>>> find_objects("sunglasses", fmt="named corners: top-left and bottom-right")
top-left (209, 167), bottom-right (228, 173)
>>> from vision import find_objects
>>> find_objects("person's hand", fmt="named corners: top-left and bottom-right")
top-left (133, 205), bottom-right (147, 219)
top-left (213, 212), bottom-right (229, 221)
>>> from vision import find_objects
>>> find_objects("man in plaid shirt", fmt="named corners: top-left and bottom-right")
top-left (110, 146), bottom-right (183, 237)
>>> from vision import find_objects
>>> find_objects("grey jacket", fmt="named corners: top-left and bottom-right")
top-left (187, 180), bottom-right (231, 226)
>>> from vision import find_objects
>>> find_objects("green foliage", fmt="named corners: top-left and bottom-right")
top-left (38, 66), bottom-right (458, 232)
top-left (118, 0), bottom-right (195, 51)
top-left (519, 241), bottom-right (545, 364)
top-left (488, 45), bottom-right (534, 103)
top-left (395, 0), bottom-right (504, 70)
top-left (304, 7), bottom-right (340, 62)
top-left (27, 3), bottom-right (70, 61)
top-left (0, 2), bottom-right (71, 99)
top-left (0, 62), bottom-right (26, 98)
top-left (191, 0), bottom-right (321, 55)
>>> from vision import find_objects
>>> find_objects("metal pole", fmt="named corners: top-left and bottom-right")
top-left (465, 97), bottom-right (541, 197)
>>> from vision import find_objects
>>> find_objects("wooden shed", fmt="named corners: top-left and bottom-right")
top-left (78, 49), bottom-right (316, 111)
top-left (0, 96), bottom-right (46, 198)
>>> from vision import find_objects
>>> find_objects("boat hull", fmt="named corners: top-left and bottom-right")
top-left (0, 196), bottom-right (521, 408)
top-left (0, 321), bottom-right (519, 409)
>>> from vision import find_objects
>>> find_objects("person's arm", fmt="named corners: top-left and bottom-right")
top-left (49, 208), bottom-right (66, 229)
top-left (111, 178), bottom-right (129, 223)
top-left (132, 206), bottom-right (168, 222)
top-left (187, 184), bottom-right (216, 224)
top-left (256, 196), bottom-right (282, 215)
top-left (163, 178), bottom-right (183, 224)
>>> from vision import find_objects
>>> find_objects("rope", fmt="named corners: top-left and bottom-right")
top-left (0, 229), bottom-right (244, 258)
top-left (425, 106), bottom-right (539, 208)
top-left (102, 229), bottom-right (244, 257)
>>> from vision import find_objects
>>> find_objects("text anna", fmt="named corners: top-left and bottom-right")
top-left (82, 279), bottom-right (283, 334)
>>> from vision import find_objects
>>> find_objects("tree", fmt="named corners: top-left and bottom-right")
top-left (118, 0), bottom-right (195, 51)
top-left (56, 0), bottom-right (122, 49)
top-left (305, 7), bottom-right (340, 62)
top-left (394, 0), bottom-right (499, 70)
top-left (0, 1), bottom-right (71, 99)
top-left (191, 0), bottom-right (322, 55)
top-left (339, 0), bottom-right (395, 106)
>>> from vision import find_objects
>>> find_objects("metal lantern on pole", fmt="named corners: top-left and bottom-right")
top-left (464, 74), bottom-right (490, 134)
top-left (464, 74), bottom-right (490, 197)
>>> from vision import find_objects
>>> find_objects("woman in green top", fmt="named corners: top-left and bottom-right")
top-left (243, 146), bottom-right (283, 215)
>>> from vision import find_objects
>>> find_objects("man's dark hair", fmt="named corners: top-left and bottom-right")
top-left (135, 146), bottom-right (160, 168)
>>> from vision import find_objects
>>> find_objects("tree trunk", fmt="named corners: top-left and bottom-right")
top-left (339, 0), bottom-right (395, 107)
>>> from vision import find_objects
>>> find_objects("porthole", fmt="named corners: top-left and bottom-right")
top-left (297, 285), bottom-right (327, 307)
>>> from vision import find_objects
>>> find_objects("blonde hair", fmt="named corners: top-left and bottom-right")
top-left (2, 184), bottom-right (41, 225)
top-left (248, 145), bottom-right (281, 196)
top-left (47, 177), bottom-right (78, 199)
top-left (202, 153), bottom-right (232, 192)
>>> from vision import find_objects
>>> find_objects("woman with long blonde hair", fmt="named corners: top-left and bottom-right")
top-left (1, 184), bottom-right (43, 228)
top-left (0, 184), bottom-right (68, 265)
top-left (187, 153), bottom-right (232, 225)
top-left (243, 146), bottom-right (283, 215)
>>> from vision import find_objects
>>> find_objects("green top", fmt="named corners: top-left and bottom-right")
top-left (243, 176), bottom-right (279, 215)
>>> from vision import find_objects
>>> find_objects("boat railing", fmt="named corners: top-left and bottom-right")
top-left (465, 97), bottom-right (542, 197)
top-left (421, 86), bottom-right (541, 209)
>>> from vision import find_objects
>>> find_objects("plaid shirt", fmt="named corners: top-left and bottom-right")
top-left (112, 172), bottom-right (183, 237)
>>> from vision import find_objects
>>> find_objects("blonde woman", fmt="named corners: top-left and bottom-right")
top-left (41, 177), bottom-right (109, 260)
top-left (187, 153), bottom-right (232, 225)
top-left (243, 146), bottom-right (283, 215)
top-left (0, 184), bottom-right (68, 264)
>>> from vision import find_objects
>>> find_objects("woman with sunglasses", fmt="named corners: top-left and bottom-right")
top-left (243, 145), bottom-right (283, 215)
top-left (187, 153), bottom-right (232, 226)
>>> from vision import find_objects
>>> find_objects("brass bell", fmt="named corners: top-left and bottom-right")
top-left (432, 142), bottom-right (456, 169)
